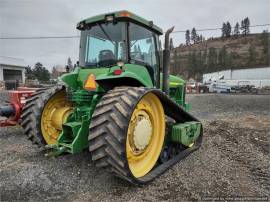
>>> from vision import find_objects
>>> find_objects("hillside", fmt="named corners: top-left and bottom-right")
top-left (169, 32), bottom-right (270, 80)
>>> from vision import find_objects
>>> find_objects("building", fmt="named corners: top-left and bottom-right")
top-left (203, 67), bottom-right (270, 88)
top-left (0, 56), bottom-right (26, 88)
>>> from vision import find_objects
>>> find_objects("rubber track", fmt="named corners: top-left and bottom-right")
top-left (89, 87), bottom-right (203, 184)
top-left (21, 86), bottom-right (64, 147)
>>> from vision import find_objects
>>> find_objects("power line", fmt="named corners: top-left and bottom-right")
top-left (0, 36), bottom-right (80, 40)
top-left (172, 23), bottom-right (270, 33)
top-left (0, 23), bottom-right (269, 39)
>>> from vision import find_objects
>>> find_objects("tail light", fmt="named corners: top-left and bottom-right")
top-left (113, 69), bottom-right (122, 75)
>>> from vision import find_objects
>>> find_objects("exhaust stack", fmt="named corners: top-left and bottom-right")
top-left (162, 26), bottom-right (174, 95)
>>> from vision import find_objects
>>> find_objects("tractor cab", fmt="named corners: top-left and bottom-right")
top-left (77, 10), bottom-right (162, 87)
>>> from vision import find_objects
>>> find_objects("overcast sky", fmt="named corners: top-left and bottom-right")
top-left (0, 0), bottom-right (269, 70)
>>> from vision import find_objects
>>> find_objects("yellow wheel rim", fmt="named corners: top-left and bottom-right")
top-left (126, 92), bottom-right (165, 178)
top-left (41, 90), bottom-right (73, 145)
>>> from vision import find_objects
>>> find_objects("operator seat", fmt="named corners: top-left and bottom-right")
top-left (98, 50), bottom-right (116, 67)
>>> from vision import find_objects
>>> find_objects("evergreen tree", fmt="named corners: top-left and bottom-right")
top-left (25, 65), bottom-right (35, 80)
top-left (185, 30), bottom-right (190, 45)
top-left (240, 20), bottom-right (244, 34)
top-left (241, 17), bottom-right (250, 35)
top-left (233, 22), bottom-right (240, 36)
top-left (225, 22), bottom-right (231, 37)
top-left (221, 23), bottom-right (227, 38)
top-left (191, 28), bottom-right (197, 43)
top-left (32, 62), bottom-right (50, 81)
top-left (245, 17), bottom-right (250, 34)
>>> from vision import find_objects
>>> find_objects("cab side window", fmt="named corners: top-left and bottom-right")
top-left (129, 23), bottom-right (159, 85)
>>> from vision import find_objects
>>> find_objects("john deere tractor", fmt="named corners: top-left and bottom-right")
top-left (21, 10), bottom-right (202, 184)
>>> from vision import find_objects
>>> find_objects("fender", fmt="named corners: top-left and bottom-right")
top-left (95, 65), bottom-right (154, 90)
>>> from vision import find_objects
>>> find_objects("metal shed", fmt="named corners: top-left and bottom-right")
top-left (0, 56), bottom-right (26, 89)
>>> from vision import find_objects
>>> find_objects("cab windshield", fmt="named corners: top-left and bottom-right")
top-left (79, 22), bottom-right (127, 68)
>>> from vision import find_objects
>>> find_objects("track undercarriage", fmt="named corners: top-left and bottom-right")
top-left (88, 87), bottom-right (202, 184)
top-left (20, 86), bottom-right (202, 184)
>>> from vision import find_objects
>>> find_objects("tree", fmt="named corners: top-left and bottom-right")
top-left (32, 62), bottom-right (50, 81)
top-left (25, 65), bottom-right (35, 80)
top-left (245, 17), bottom-right (250, 34)
top-left (221, 23), bottom-right (227, 38)
top-left (191, 28), bottom-right (197, 43)
top-left (240, 20), bottom-right (244, 34)
top-left (233, 22), bottom-right (240, 36)
top-left (241, 17), bottom-right (250, 35)
top-left (225, 22), bottom-right (231, 37)
top-left (185, 30), bottom-right (190, 45)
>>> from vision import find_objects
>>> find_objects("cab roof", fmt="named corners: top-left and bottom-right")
top-left (77, 10), bottom-right (163, 35)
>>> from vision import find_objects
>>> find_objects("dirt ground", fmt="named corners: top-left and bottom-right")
top-left (0, 94), bottom-right (269, 201)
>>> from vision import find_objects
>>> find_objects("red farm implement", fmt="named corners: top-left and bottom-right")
top-left (0, 87), bottom-right (39, 127)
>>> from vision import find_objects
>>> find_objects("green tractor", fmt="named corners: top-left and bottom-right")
top-left (21, 10), bottom-right (202, 184)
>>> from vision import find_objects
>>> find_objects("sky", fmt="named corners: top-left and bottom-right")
top-left (0, 0), bottom-right (269, 70)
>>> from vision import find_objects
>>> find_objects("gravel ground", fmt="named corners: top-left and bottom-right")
top-left (0, 94), bottom-right (269, 201)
